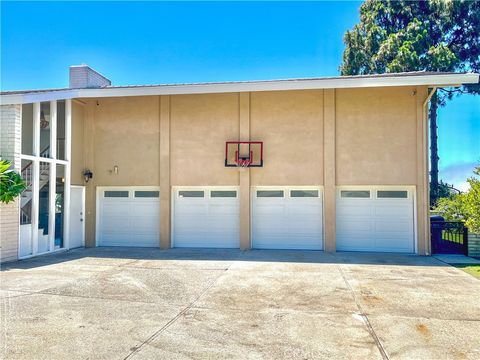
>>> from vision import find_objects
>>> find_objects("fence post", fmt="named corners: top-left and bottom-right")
top-left (463, 226), bottom-right (469, 256)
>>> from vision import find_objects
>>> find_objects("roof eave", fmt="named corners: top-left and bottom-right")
top-left (1, 73), bottom-right (478, 105)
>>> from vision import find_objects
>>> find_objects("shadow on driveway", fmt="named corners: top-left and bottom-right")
top-left (1, 246), bottom-right (447, 271)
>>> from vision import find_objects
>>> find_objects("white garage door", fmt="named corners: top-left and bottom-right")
top-left (97, 187), bottom-right (160, 247)
top-left (252, 187), bottom-right (323, 250)
top-left (336, 187), bottom-right (415, 253)
top-left (173, 187), bottom-right (240, 248)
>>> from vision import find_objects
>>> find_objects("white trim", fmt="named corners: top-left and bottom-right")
top-left (50, 100), bottom-right (57, 160)
top-left (33, 103), bottom-right (40, 156)
top-left (2, 73), bottom-right (478, 105)
top-left (48, 162), bottom-right (56, 251)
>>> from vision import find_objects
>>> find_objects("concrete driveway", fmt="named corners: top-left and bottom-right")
top-left (1, 248), bottom-right (479, 360)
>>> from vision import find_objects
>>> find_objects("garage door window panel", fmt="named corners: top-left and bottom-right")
top-left (290, 190), bottom-right (319, 197)
top-left (104, 191), bottom-right (129, 198)
top-left (377, 190), bottom-right (408, 199)
top-left (257, 190), bottom-right (284, 198)
top-left (135, 191), bottom-right (159, 198)
top-left (211, 190), bottom-right (237, 198)
top-left (340, 190), bottom-right (370, 198)
top-left (179, 191), bottom-right (204, 198)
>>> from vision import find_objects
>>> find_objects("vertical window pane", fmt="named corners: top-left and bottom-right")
top-left (55, 164), bottom-right (65, 249)
top-left (40, 102), bottom-right (51, 158)
top-left (56, 101), bottom-right (66, 160)
top-left (38, 162), bottom-right (50, 253)
top-left (21, 104), bottom-right (34, 155)
top-left (20, 159), bottom-right (33, 225)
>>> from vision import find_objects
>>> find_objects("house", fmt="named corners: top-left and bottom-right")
top-left (1, 65), bottom-right (478, 262)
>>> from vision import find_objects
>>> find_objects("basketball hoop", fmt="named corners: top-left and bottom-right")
top-left (235, 151), bottom-right (252, 170)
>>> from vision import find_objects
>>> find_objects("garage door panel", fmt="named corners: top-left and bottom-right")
top-left (336, 187), bottom-right (414, 253)
top-left (101, 203), bottom-right (131, 216)
top-left (252, 187), bottom-right (323, 250)
top-left (173, 187), bottom-right (240, 248)
top-left (98, 187), bottom-right (160, 247)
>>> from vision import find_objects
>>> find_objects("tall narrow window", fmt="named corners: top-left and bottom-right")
top-left (55, 165), bottom-right (66, 248)
top-left (57, 101), bottom-right (66, 160)
top-left (21, 104), bottom-right (34, 155)
top-left (39, 102), bottom-right (51, 158)
top-left (38, 162), bottom-right (50, 253)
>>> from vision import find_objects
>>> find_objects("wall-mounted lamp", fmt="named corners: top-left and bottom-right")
top-left (83, 169), bottom-right (93, 183)
top-left (113, 165), bottom-right (119, 175)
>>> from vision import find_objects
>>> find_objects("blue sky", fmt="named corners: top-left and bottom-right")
top-left (1, 1), bottom-right (479, 189)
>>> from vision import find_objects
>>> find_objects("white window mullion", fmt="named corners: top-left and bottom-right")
top-left (64, 99), bottom-right (72, 249)
top-left (31, 160), bottom-right (39, 255)
top-left (50, 101), bottom-right (57, 160)
top-left (48, 163), bottom-right (56, 251)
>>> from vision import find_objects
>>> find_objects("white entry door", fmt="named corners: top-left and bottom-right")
top-left (252, 187), bottom-right (324, 250)
top-left (336, 187), bottom-right (415, 253)
top-left (69, 186), bottom-right (85, 249)
top-left (173, 187), bottom-right (240, 248)
top-left (97, 187), bottom-right (160, 247)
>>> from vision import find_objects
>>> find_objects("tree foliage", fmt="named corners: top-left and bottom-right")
top-left (0, 160), bottom-right (26, 204)
top-left (435, 166), bottom-right (480, 233)
top-left (341, 0), bottom-right (480, 82)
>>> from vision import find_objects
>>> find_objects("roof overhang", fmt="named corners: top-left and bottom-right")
top-left (1, 72), bottom-right (478, 105)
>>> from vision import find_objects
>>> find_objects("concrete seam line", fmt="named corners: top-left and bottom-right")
top-left (337, 265), bottom-right (390, 360)
top-left (123, 266), bottom-right (232, 359)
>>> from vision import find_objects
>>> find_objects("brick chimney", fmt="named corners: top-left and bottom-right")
top-left (69, 64), bottom-right (111, 88)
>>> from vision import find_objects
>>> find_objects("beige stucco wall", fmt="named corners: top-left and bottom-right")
top-left (336, 87), bottom-right (418, 185)
top-left (170, 93), bottom-right (239, 186)
top-left (71, 102), bottom-right (85, 185)
top-left (74, 86), bottom-right (429, 252)
top-left (250, 90), bottom-right (324, 186)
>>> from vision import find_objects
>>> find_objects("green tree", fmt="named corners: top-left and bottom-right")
top-left (435, 166), bottom-right (480, 233)
top-left (0, 160), bottom-right (26, 204)
top-left (340, 0), bottom-right (480, 207)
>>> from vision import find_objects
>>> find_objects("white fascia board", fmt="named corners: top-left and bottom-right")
top-left (1, 73), bottom-right (478, 105)
top-left (0, 89), bottom-right (79, 105)
top-left (76, 73), bottom-right (480, 98)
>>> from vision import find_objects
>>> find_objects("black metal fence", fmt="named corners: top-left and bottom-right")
top-left (431, 221), bottom-right (468, 255)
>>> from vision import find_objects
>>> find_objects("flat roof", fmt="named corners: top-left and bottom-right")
top-left (1, 71), bottom-right (478, 105)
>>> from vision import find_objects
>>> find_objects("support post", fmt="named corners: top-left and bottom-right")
top-left (239, 92), bottom-right (251, 250)
top-left (159, 96), bottom-right (171, 249)
top-left (323, 90), bottom-right (336, 252)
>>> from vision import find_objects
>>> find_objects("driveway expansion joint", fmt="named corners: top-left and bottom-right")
top-left (123, 265), bottom-right (232, 359)
top-left (337, 265), bottom-right (390, 360)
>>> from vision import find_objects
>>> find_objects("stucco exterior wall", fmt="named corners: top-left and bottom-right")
top-left (71, 101), bottom-right (85, 185)
top-left (336, 87), bottom-right (418, 185)
top-left (170, 93), bottom-right (239, 186)
top-left (250, 90), bottom-right (324, 186)
top-left (75, 86), bottom-right (429, 252)
top-left (93, 96), bottom-right (160, 186)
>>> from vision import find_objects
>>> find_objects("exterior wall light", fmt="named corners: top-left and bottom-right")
top-left (83, 169), bottom-right (93, 183)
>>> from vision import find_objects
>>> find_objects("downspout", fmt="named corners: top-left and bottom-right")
top-left (422, 86), bottom-right (437, 256)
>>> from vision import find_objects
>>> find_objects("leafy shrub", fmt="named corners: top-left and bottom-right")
top-left (435, 166), bottom-right (480, 233)
top-left (0, 160), bottom-right (26, 204)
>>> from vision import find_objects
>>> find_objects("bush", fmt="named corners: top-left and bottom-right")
top-left (435, 166), bottom-right (480, 233)
top-left (0, 160), bottom-right (26, 204)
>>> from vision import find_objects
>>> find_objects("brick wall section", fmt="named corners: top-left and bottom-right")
top-left (468, 233), bottom-right (480, 258)
top-left (69, 65), bottom-right (111, 88)
top-left (0, 104), bottom-right (22, 263)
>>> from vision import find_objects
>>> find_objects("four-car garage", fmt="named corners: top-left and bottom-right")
top-left (96, 186), bottom-right (415, 253)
